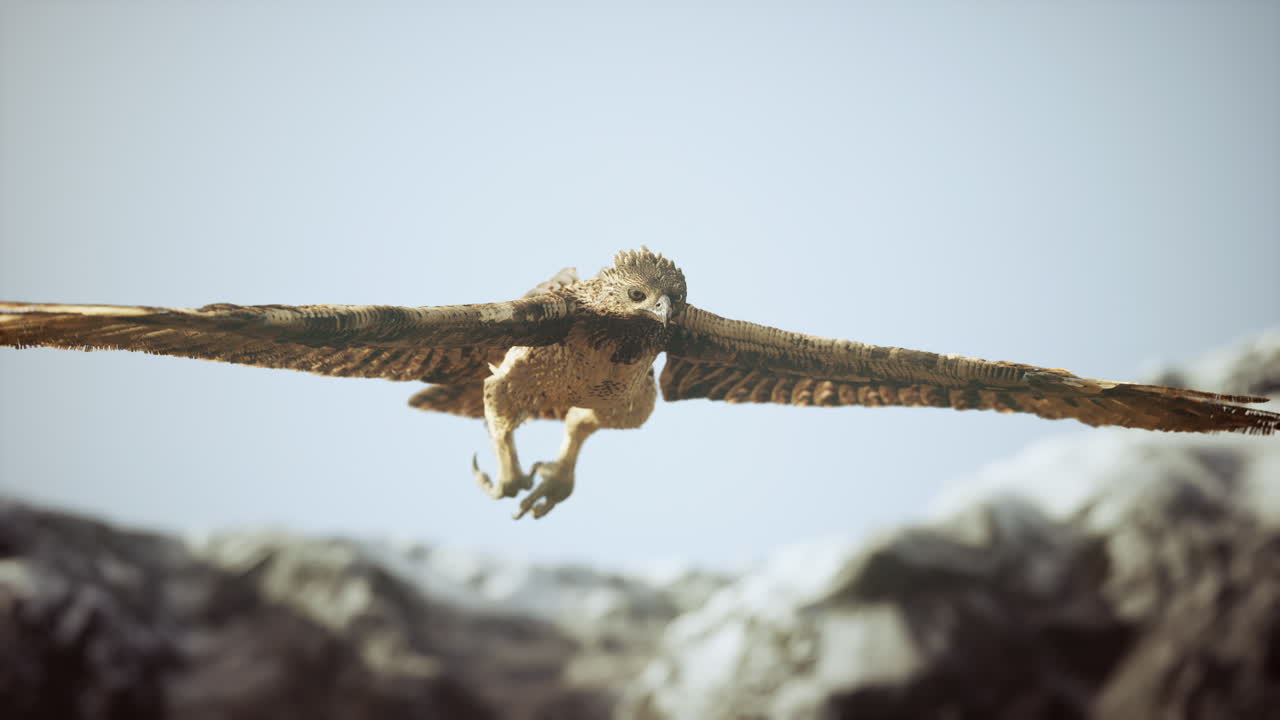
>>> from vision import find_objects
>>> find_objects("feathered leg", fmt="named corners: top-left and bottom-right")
top-left (471, 352), bottom-right (538, 499)
top-left (471, 430), bottom-right (535, 499)
top-left (514, 370), bottom-right (658, 520)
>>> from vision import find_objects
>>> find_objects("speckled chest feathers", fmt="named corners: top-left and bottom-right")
top-left (493, 248), bottom-right (687, 411)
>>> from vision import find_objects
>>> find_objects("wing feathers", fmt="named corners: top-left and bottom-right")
top-left (661, 356), bottom-right (1278, 434)
top-left (668, 306), bottom-right (1042, 387)
top-left (664, 306), bottom-right (1279, 436)
top-left (0, 298), bottom-right (572, 382)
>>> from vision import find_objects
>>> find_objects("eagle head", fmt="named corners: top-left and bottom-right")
top-left (593, 247), bottom-right (688, 325)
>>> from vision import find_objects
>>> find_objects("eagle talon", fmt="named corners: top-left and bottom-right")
top-left (472, 453), bottom-right (501, 498)
top-left (512, 461), bottom-right (575, 520)
top-left (472, 453), bottom-right (532, 499)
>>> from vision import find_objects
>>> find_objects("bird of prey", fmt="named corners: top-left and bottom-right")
top-left (2, 248), bottom-right (1277, 519)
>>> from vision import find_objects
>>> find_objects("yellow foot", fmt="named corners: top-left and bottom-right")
top-left (513, 461), bottom-right (575, 520)
top-left (471, 453), bottom-right (534, 499)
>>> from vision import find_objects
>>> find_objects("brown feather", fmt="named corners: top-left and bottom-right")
top-left (664, 306), bottom-right (1279, 436)
top-left (0, 298), bottom-right (573, 383)
top-left (522, 267), bottom-right (580, 297)
top-left (408, 383), bottom-right (567, 420)
top-left (409, 267), bottom-right (587, 417)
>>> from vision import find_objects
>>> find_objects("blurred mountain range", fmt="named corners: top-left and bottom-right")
top-left (3, 330), bottom-right (1277, 719)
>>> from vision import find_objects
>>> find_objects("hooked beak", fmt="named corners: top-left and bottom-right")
top-left (647, 295), bottom-right (671, 326)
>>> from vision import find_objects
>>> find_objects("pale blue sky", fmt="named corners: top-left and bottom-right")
top-left (1, 1), bottom-right (1277, 571)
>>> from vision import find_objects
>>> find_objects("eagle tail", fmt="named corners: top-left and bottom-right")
top-left (408, 383), bottom-right (567, 421)
top-left (408, 384), bottom-right (487, 418)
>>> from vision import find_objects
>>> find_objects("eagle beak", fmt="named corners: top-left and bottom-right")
top-left (648, 295), bottom-right (671, 325)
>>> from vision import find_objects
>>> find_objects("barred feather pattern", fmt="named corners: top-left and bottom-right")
top-left (408, 267), bottom-right (589, 419)
top-left (663, 306), bottom-right (1280, 436)
top-left (0, 299), bottom-right (572, 383)
top-left (659, 357), bottom-right (1279, 435)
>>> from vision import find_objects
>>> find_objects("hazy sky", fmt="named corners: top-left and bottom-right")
top-left (2, 1), bottom-right (1277, 571)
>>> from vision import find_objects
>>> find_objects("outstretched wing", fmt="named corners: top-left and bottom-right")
top-left (0, 296), bottom-right (573, 383)
top-left (409, 267), bottom-right (583, 416)
top-left (662, 306), bottom-right (1278, 435)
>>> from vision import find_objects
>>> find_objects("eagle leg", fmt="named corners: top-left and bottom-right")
top-left (472, 356), bottom-right (544, 499)
top-left (513, 407), bottom-right (601, 520)
top-left (513, 371), bottom-right (658, 519)
top-left (471, 430), bottom-right (535, 499)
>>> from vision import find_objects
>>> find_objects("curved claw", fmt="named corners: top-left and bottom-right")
top-left (513, 490), bottom-right (549, 520)
top-left (473, 453), bottom-right (536, 499)
top-left (472, 453), bottom-right (504, 499)
top-left (513, 462), bottom-right (573, 520)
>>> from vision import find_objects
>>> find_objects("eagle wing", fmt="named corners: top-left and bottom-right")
top-left (408, 267), bottom-right (582, 417)
top-left (0, 296), bottom-right (574, 384)
top-left (662, 305), bottom-right (1279, 435)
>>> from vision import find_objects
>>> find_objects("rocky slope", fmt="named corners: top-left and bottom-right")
top-left (2, 330), bottom-right (1277, 719)
top-left (618, 431), bottom-right (1280, 719)
top-left (0, 507), bottom-right (723, 719)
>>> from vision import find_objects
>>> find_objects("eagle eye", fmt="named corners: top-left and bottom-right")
top-left (628, 288), bottom-right (646, 302)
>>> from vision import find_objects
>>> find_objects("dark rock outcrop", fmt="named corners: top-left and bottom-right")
top-left (0, 508), bottom-right (500, 719)
top-left (622, 433), bottom-right (1280, 720)
top-left (0, 505), bottom-right (722, 720)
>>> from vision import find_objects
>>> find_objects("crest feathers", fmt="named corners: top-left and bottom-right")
top-left (611, 246), bottom-right (680, 276)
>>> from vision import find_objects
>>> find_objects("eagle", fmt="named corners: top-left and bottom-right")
top-left (2, 248), bottom-right (1276, 519)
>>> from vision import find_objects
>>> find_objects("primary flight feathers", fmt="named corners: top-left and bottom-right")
top-left (0, 299), bottom-right (573, 383)
top-left (663, 305), bottom-right (1275, 434)
top-left (2, 248), bottom-right (1276, 517)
